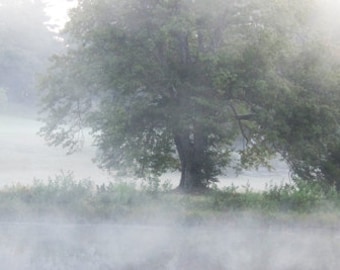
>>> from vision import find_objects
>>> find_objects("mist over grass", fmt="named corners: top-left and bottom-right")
top-left (0, 109), bottom-right (334, 269)
top-left (2, 220), bottom-right (340, 269)
top-left (2, 0), bottom-right (340, 267)
top-left (1, 172), bottom-right (340, 225)
top-left (1, 173), bottom-right (340, 269)
top-left (2, 111), bottom-right (339, 269)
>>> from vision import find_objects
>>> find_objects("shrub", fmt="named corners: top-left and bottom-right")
top-left (0, 173), bottom-right (340, 223)
top-left (262, 180), bottom-right (330, 212)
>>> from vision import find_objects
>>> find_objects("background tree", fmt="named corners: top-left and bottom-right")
top-left (39, 0), bottom-right (340, 192)
top-left (244, 1), bottom-right (340, 191)
top-left (259, 45), bottom-right (340, 190)
top-left (0, 0), bottom-right (59, 105)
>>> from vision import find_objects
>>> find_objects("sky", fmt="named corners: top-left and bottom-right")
top-left (43, 0), bottom-right (77, 30)
top-left (40, 0), bottom-right (340, 33)
top-left (41, 0), bottom-right (340, 38)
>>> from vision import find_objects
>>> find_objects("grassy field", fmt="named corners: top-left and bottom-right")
top-left (0, 174), bottom-right (339, 269)
top-left (4, 108), bottom-right (340, 269)
top-left (0, 172), bottom-right (339, 227)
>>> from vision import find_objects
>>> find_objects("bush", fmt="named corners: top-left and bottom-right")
top-left (262, 180), bottom-right (331, 212)
top-left (0, 173), bottom-right (340, 223)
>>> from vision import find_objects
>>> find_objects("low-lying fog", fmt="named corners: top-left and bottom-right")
top-left (2, 109), bottom-right (314, 270)
top-left (0, 110), bottom-right (289, 190)
top-left (1, 220), bottom-right (339, 269)
top-left (0, 111), bottom-right (110, 187)
top-left (2, 1), bottom-right (340, 269)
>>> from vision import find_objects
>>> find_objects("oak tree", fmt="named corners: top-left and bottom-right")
top-left (40, 0), bottom-right (340, 192)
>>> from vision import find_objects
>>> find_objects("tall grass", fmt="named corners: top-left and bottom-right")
top-left (1, 172), bottom-right (340, 225)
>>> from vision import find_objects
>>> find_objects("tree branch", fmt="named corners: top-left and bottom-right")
top-left (237, 114), bottom-right (255, 121)
top-left (228, 103), bottom-right (253, 145)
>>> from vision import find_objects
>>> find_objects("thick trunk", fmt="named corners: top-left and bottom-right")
top-left (178, 162), bottom-right (206, 191)
top-left (174, 133), bottom-right (207, 192)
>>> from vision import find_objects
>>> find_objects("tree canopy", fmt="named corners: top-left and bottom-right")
top-left (39, 0), bottom-right (340, 192)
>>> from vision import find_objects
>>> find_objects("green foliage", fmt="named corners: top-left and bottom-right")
top-left (262, 181), bottom-right (324, 212)
top-left (140, 175), bottom-right (172, 195)
top-left (210, 180), bottom-right (338, 214)
top-left (1, 174), bottom-right (340, 224)
top-left (211, 184), bottom-right (264, 211)
top-left (96, 181), bottom-right (139, 206)
top-left (39, 0), bottom-right (340, 191)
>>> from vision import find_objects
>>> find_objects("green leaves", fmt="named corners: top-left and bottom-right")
top-left (39, 0), bottom-right (340, 191)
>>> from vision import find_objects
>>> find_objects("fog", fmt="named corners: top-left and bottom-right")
top-left (4, 0), bottom-right (340, 190)
top-left (0, 108), bottom-right (289, 189)
top-left (3, 1), bottom-right (340, 269)
top-left (0, 219), bottom-right (339, 269)
top-left (0, 111), bottom-right (110, 187)
top-left (2, 109), bottom-right (334, 270)
top-left (44, 0), bottom-right (77, 31)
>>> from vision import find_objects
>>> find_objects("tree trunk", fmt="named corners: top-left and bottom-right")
top-left (178, 161), bottom-right (206, 191)
top-left (174, 133), bottom-right (207, 192)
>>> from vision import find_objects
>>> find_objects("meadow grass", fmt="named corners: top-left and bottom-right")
top-left (1, 173), bottom-right (340, 226)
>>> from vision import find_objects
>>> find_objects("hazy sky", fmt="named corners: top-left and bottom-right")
top-left (44, 0), bottom-right (77, 30)
top-left (41, 0), bottom-right (340, 37)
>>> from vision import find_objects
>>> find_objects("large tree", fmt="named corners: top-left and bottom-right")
top-left (39, 0), bottom-right (340, 192)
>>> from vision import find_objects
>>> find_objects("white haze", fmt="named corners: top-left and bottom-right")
top-left (0, 109), bottom-right (289, 189)
top-left (0, 111), bottom-right (110, 187)
top-left (43, 0), bottom-right (77, 31)
top-left (2, 1), bottom-right (340, 269)
top-left (0, 219), bottom-right (339, 269)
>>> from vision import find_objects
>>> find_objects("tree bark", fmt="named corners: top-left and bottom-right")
top-left (174, 132), bottom-right (207, 192)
